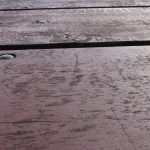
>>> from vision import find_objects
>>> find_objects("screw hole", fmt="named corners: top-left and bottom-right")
top-left (0, 54), bottom-right (16, 60)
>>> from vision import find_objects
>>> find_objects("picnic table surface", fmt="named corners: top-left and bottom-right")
top-left (0, 1), bottom-right (150, 150)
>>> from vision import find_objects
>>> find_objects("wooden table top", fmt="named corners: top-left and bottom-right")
top-left (0, 1), bottom-right (150, 150)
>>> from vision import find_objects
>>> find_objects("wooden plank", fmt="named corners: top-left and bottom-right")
top-left (1, 47), bottom-right (150, 149)
top-left (0, 8), bottom-right (150, 45)
top-left (0, 120), bottom-right (133, 150)
top-left (0, 0), bottom-right (150, 10)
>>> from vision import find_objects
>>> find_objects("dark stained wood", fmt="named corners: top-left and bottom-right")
top-left (0, 47), bottom-right (150, 149)
top-left (0, 8), bottom-right (150, 45)
top-left (0, 0), bottom-right (150, 10)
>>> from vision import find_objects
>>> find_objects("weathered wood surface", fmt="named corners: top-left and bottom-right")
top-left (0, 47), bottom-right (150, 149)
top-left (0, 0), bottom-right (150, 10)
top-left (0, 8), bottom-right (150, 45)
top-left (0, 120), bottom-right (133, 150)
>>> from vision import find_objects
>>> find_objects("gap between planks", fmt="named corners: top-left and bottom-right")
top-left (1, 41), bottom-right (150, 51)
top-left (1, 5), bottom-right (150, 11)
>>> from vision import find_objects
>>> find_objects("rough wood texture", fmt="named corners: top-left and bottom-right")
top-left (0, 8), bottom-right (150, 45)
top-left (0, 47), bottom-right (150, 149)
top-left (0, 0), bottom-right (150, 9)
top-left (0, 120), bottom-right (133, 150)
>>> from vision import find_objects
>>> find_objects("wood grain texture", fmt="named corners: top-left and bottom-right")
top-left (1, 47), bottom-right (150, 149)
top-left (0, 120), bottom-right (133, 150)
top-left (0, 8), bottom-right (150, 45)
top-left (0, 0), bottom-right (150, 10)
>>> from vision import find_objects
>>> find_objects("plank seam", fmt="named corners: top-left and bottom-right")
top-left (0, 5), bottom-right (150, 11)
top-left (1, 41), bottom-right (150, 51)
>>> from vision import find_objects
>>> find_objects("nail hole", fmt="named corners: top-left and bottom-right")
top-left (0, 54), bottom-right (16, 60)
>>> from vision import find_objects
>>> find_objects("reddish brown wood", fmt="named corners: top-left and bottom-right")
top-left (0, 0), bottom-right (150, 10)
top-left (1, 8), bottom-right (150, 45)
top-left (0, 47), bottom-right (150, 149)
top-left (0, 120), bottom-right (134, 150)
